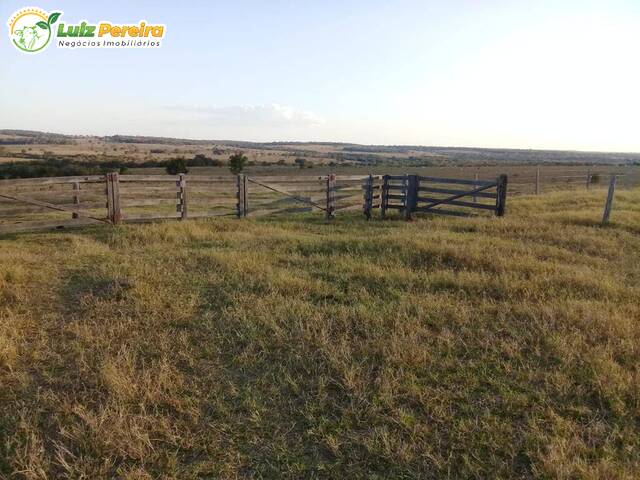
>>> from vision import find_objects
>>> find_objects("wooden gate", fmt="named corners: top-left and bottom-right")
top-left (0, 175), bottom-right (111, 233)
top-left (375, 174), bottom-right (507, 219)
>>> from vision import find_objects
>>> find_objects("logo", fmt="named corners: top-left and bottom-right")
top-left (8, 7), bottom-right (61, 53)
top-left (8, 7), bottom-right (165, 53)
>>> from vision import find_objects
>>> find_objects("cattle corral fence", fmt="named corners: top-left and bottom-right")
top-left (0, 165), bottom-right (633, 234)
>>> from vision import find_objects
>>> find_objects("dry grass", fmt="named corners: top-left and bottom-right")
top-left (1, 188), bottom-right (639, 478)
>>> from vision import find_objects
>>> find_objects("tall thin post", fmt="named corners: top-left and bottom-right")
top-left (325, 173), bottom-right (336, 220)
top-left (236, 174), bottom-right (246, 218)
top-left (380, 175), bottom-right (389, 218)
top-left (243, 174), bottom-right (248, 217)
top-left (496, 174), bottom-right (508, 217)
top-left (363, 174), bottom-right (374, 220)
top-left (105, 172), bottom-right (122, 225)
top-left (586, 167), bottom-right (592, 190)
top-left (72, 181), bottom-right (80, 219)
top-left (177, 173), bottom-right (188, 220)
top-left (535, 166), bottom-right (540, 195)
top-left (602, 175), bottom-right (617, 225)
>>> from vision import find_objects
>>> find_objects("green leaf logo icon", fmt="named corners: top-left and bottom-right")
top-left (48, 12), bottom-right (61, 25)
top-left (36, 21), bottom-right (48, 30)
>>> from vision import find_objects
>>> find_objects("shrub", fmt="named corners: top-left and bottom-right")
top-left (228, 152), bottom-right (248, 174)
top-left (165, 158), bottom-right (189, 175)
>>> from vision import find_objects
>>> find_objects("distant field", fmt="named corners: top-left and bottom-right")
top-left (1, 189), bottom-right (639, 477)
top-left (3, 130), bottom-right (640, 169)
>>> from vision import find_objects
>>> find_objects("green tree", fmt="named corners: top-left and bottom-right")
top-left (165, 158), bottom-right (188, 175)
top-left (228, 152), bottom-right (248, 174)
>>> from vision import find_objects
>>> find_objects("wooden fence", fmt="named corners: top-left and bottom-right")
top-left (0, 173), bottom-right (376, 233)
top-left (491, 166), bottom-right (634, 195)
top-left (2, 167), bottom-right (628, 234)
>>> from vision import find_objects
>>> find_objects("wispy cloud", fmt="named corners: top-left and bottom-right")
top-left (164, 104), bottom-right (324, 127)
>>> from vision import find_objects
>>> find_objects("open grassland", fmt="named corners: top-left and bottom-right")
top-left (1, 189), bottom-right (639, 479)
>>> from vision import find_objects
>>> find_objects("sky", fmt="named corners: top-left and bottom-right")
top-left (1, 0), bottom-right (639, 151)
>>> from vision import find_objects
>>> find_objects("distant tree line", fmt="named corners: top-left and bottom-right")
top-left (167, 153), bottom-right (251, 175)
top-left (0, 151), bottom-right (268, 179)
top-left (0, 159), bottom-right (108, 179)
top-left (0, 153), bottom-right (227, 179)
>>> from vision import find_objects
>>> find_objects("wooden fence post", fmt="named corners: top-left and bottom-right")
top-left (601, 175), bottom-right (617, 225)
top-left (72, 181), bottom-right (80, 219)
top-left (496, 174), bottom-right (508, 217)
top-left (381, 175), bottom-right (389, 218)
top-left (177, 173), bottom-right (188, 220)
top-left (404, 174), bottom-right (417, 221)
top-left (586, 167), bottom-right (592, 190)
top-left (243, 174), bottom-right (248, 217)
top-left (363, 174), bottom-right (373, 220)
top-left (236, 174), bottom-right (247, 218)
top-left (413, 175), bottom-right (420, 217)
top-left (535, 167), bottom-right (540, 195)
top-left (403, 174), bottom-right (410, 220)
top-left (325, 173), bottom-right (336, 220)
top-left (105, 172), bottom-right (122, 225)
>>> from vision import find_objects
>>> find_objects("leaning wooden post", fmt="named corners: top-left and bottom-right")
top-left (105, 173), bottom-right (122, 225)
top-left (380, 175), bottom-right (389, 218)
top-left (535, 167), bottom-right (540, 195)
top-left (325, 173), bottom-right (336, 220)
top-left (601, 175), bottom-right (617, 225)
top-left (177, 173), bottom-right (188, 220)
top-left (236, 174), bottom-right (245, 218)
top-left (72, 181), bottom-right (80, 219)
top-left (496, 174), bottom-right (508, 217)
top-left (363, 174), bottom-right (373, 220)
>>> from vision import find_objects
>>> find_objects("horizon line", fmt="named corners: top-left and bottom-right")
top-left (2, 127), bottom-right (640, 156)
